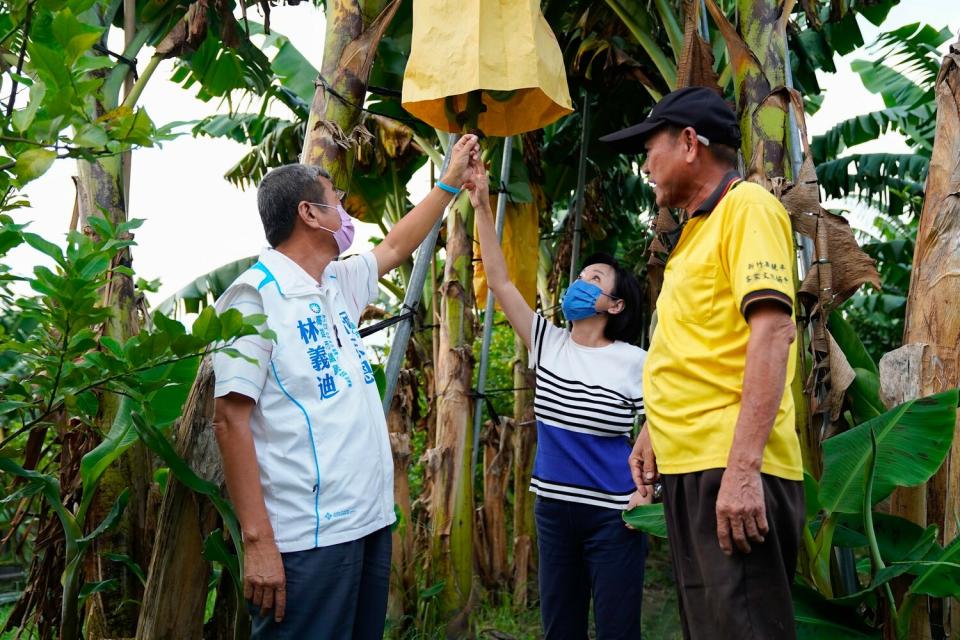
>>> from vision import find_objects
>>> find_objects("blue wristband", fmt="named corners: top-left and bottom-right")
top-left (436, 180), bottom-right (460, 195)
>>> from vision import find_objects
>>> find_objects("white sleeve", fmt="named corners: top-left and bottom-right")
top-left (330, 252), bottom-right (379, 322)
top-left (635, 349), bottom-right (647, 417)
top-left (212, 284), bottom-right (272, 402)
top-left (527, 313), bottom-right (565, 370)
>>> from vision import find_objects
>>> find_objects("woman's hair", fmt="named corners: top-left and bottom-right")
top-left (580, 252), bottom-right (643, 344)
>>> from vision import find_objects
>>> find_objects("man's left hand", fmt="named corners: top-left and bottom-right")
top-left (715, 465), bottom-right (769, 555)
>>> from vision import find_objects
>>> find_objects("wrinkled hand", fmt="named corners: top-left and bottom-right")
top-left (629, 425), bottom-right (658, 498)
top-left (715, 466), bottom-right (769, 555)
top-left (441, 134), bottom-right (481, 188)
top-left (462, 154), bottom-right (490, 211)
top-left (243, 537), bottom-right (286, 622)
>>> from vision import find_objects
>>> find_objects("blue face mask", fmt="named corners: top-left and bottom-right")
top-left (561, 279), bottom-right (604, 322)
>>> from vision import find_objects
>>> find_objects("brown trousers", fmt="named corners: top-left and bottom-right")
top-left (662, 469), bottom-right (804, 640)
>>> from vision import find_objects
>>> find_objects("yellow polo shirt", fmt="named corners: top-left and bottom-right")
top-left (643, 176), bottom-right (803, 481)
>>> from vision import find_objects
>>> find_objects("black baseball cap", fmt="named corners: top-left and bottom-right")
top-left (599, 87), bottom-right (741, 153)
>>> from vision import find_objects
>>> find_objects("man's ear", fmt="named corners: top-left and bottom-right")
top-left (682, 127), bottom-right (701, 163)
top-left (297, 201), bottom-right (321, 230)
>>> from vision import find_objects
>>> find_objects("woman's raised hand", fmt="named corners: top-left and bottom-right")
top-left (463, 154), bottom-right (490, 211)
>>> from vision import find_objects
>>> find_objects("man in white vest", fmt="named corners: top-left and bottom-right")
top-left (212, 135), bottom-right (479, 639)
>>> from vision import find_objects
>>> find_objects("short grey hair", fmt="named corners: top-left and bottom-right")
top-left (257, 164), bottom-right (332, 247)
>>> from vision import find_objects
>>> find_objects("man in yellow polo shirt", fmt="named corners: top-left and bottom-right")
top-left (601, 87), bottom-right (804, 640)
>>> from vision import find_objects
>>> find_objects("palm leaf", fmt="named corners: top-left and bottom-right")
top-left (816, 153), bottom-right (928, 211)
top-left (871, 22), bottom-right (954, 91)
top-left (811, 105), bottom-right (934, 165)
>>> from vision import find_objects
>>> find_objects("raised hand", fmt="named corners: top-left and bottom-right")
top-left (463, 154), bottom-right (490, 211)
top-left (441, 134), bottom-right (481, 188)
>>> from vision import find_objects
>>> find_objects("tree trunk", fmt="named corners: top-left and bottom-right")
top-left (474, 418), bottom-right (514, 597)
top-left (736, 0), bottom-right (791, 177)
top-left (76, 144), bottom-right (155, 640)
top-left (884, 38), bottom-right (960, 640)
top-left (511, 339), bottom-right (537, 608)
top-left (425, 196), bottom-right (476, 637)
top-left (136, 359), bottom-right (238, 639)
top-left (204, 568), bottom-right (247, 640)
top-left (301, 0), bottom-right (401, 187)
top-left (387, 369), bottom-right (417, 628)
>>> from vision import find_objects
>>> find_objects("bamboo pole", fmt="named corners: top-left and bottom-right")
top-left (471, 136), bottom-right (513, 478)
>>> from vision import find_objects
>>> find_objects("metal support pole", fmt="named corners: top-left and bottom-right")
top-left (470, 136), bottom-right (514, 478)
top-left (568, 94), bottom-right (591, 287)
top-left (699, 0), bottom-right (710, 42)
top-left (381, 133), bottom-right (459, 414)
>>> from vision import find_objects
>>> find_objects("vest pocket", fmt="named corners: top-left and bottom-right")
top-left (673, 261), bottom-right (718, 325)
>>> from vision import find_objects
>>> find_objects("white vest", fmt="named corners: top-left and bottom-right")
top-left (216, 249), bottom-right (395, 552)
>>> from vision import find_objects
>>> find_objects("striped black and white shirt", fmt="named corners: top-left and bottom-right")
top-left (528, 313), bottom-right (645, 510)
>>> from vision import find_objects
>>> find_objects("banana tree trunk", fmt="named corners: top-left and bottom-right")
top-left (512, 340), bottom-right (537, 608)
top-left (76, 140), bottom-right (155, 640)
top-left (736, 0), bottom-right (791, 177)
top-left (302, 0), bottom-right (401, 187)
top-left (387, 370), bottom-right (417, 628)
top-left (474, 417), bottom-right (514, 598)
top-left (883, 39), bottom-right (960, 640)
top-left (705, 0), bottom-right (793, 180)
top-left (136, 358), bottom-right (237, 640)
top-left (425, 196), bottom-right (476, 636)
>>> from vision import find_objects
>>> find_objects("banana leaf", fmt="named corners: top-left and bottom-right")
top-left (622, 503), bottom-right (668, 538)
top-left (154, 256), bottom-right (258, 316)
top-left (794, 584), bottom-right (880, 638)
top-left (908, 534), bottom-right (960, 598)
top-left (77, 396), bottom-right (138, 521)
top-left (819, 389), bottom-right (959, 516)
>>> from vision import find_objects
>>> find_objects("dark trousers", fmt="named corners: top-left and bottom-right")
top-left (535, 497), bottom-right (648, 640)
top-left (249, 525), bottom-right (392, 640)
top-left (662, 470), bottom-right (804, 640)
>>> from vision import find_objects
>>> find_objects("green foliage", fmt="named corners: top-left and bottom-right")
top-left (0, 0), bottom-right (180, 192)
top-left (819, 390), bottom-right (957, 515)
top-left (0, 216), bottom-right (268, 639)
top-left (185, 22), bottom-right (316, 189)
top-left (813, 22), bottom-right (949, 217)
top-left (622, 503), bottom-right (667, 538)
top-left (838, 213), bottom-right (917, 363)
top-left (169, 19), bottom-right (274, 102)
top-left (471, 313), bottom-right (517, 421)
top-left (133, 413), bottom-right (243, 590)
top-left (155, 255), bottom-right (258, 317)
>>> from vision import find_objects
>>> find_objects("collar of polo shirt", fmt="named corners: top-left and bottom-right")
top-left (690, 170), bottom-right (742, 218)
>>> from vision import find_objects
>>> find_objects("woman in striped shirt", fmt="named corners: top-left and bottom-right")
top-left (465, 158), bottom-right (649, 639)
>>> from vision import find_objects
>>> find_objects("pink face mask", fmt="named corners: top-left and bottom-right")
top-left (309, 202), bottom-right (356, 254)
